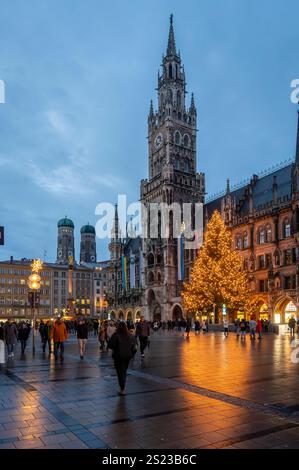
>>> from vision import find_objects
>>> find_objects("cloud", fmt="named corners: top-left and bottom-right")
top-left (45, 109), bottom-right (70, 137)
top-left (27, 159), bottom-right (122, 195)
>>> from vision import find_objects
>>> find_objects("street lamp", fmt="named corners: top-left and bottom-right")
top-left (27, 259), bottom-right (43, 355)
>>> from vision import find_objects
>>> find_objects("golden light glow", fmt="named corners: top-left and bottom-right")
top-left (31, 259), bottom-right (43, 273)
top-left (182, 210), bottom-right (254, 317)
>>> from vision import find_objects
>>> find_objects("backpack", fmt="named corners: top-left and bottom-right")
top-left (117, 335), bottom-right (137, 360)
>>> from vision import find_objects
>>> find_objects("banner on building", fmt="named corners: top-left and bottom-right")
top-left (0, 226), bottom-right (4, 246)
top-left (139, 248), bottom-right (143, 287)
top-left (177, 233), bottom-right (185, 281)
top-left (129, 252), bottom-right (136, 289)
top-left (121, 255), bottom-right (127, 290)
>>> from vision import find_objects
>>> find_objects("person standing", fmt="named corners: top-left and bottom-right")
top-left (106, 321), bottom-right (116, 342)
top-left (18, 322), bottom-right (30, 356)
top-left (98, 323), bottom-right (107, 351)
top-left (39, 320), bottom-right (51, 354)
top-left (257, 319), bottom-right (263, 340)
top-left (235, 318), bottom-right (240, 337)
top-left (185, 318), bottom-right (191, 338)
top-left (288, 316), bottom-right (296, 337)
top-left (4, 320), bottom-right (18, 359)
top-left (194, 319), bottom-right (200, 335)
top-left (202, 320), bottom-right (207, 334)
top-left (249, 317), bottom-right (257, 340)
top-left (108, 322), bottom-right (137, 396)
top-left (51, 315), bottom-right (68, 362)
top-left (135, 316), bottom-right (150, 358)
top-left (0, 322), bottom-right (5, 367)
top-left (77, 318), bottom-right (88, 359)
top-left (223, 318), bottom-right (229, 337)
top-left (240, 318), bottom-right (246, 341)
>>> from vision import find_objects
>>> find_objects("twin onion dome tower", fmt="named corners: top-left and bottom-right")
top-left (56, 217), bottom-right (97, 264)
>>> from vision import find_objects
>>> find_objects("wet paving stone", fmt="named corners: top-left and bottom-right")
top-left (1, 331), bottom-right (299, 448)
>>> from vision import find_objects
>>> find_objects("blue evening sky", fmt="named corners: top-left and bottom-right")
top-left (0, 0), bottom-right (298, 262)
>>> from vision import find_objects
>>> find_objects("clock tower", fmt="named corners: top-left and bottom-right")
top-left (140, 15), bottom-right (205, 321)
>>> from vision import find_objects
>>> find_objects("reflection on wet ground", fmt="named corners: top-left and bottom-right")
top-left (0, 330), bottom-right (299, 449)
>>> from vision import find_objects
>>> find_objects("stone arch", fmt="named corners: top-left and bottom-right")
top-left (134, 309), bottom-right (141, 322)
top-left (172, 304), bottom-right (183, 321)
top-left (109, 311), bottom-right (116, 320)
top-left (274, 296), bottom-right (297, 324)
top-left (147, 252), bottom-right (154, 267)
top-left (147, 270), bottom-right (155, 285)
top-left (147, 289), bottom-right (161, 321)
top-left (126, 310), bottom-right (133, 321)
top-left (118, 310), bottom-right (124, 320)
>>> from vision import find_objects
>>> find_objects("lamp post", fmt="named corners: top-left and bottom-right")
top-left (27, 259), bottom-right (43, 355)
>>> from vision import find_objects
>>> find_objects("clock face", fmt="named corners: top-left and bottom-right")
top-left (58, 250), bottom-right (62, 258)
top-left (68, 251), bottom-right (73, 257)
top-left (90, 255), bottom-right (95, 262)
top-left (154, 133), bottom-right (163, 148)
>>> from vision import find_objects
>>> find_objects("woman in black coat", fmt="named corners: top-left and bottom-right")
top-left (108, 322), bottom-right (137, 396)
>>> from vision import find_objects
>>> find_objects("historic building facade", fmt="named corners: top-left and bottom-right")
top-left (205, 110), bottom-right (299, 323)
top-left (140, 15), bottom-right (205, 322)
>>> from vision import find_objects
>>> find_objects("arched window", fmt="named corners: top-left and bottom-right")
top-left (258, 227), bottom-right (265, 244)
top-left (147, 271), bottom-right (154, 285)
top-left (175, 131), bottom-right (181, 145)
top-left (175, 157), bottom-right (180, 170)
top-left (243, 232), bottom-right (248, 249)
top-left (184, 160), bottom-right (190, 173)
top-left (177, 90), bottom-right (181, 107)
top-left (183, 134), bottom-right (190, 147)
top-left (283, 219), bottom-right (291, 238)
top-left (266, 225), bottom-right (272, 242)
top-left (169, 63), bottom-right (173, 79)
top-left (147, 253), bottom-right (154, 267)
top-left (236, 236), bottom-right (242, 250)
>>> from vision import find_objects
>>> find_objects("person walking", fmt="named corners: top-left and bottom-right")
top-left (135, 316), bottom-right (150, 358)
top-left (98, 323), bottom-right (107, 351)
top-left (0, 322), bottom-right (5, 367)
top-left (235, 318), bottom-right (240, 337)
top-left (202, 320), bottom-right (207, 334)
top-left (51, 315), bottom-right (68, 362)
top-left (106, 321), bottom-right (116, 342)
top-left (257, 319), bottom-right (263, 340)
top-left (249, 317), bottom-right (257, 340)
top-left (194, 319), bottom-right (200, 335)
top-left (185, 318), bottom-right (191, 338)
top-left (4, 320), bottom-right (18, 359)
top-left (18, 322), bottom-right (30, 356)
top-left (288, 316), bottom-right (296, 338)
top-left (77, 318), bottom-right (88, 359)
top-left (108, 322), bottom-right (137, 396)
top-left (39, 320), bottom-right (52, 354)
top-left (240, 318), bottom-right (246, 341)
top-left (223, 318), bottom-right (229, 337)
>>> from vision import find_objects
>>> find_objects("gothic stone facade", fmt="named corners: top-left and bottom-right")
top-left (205, 109), bottom-right (299, 323)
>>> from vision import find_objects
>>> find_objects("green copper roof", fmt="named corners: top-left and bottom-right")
top-left (57, 217), bottom-right (74, 229)
top-left (80, 224), bottom-right (96, 234)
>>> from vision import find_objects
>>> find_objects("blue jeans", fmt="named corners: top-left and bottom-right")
top-left (54, 342), bottom-right (64, 359)
top-left (7, 343), bottom-right (14, 354)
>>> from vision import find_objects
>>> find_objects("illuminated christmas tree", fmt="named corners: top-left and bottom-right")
top-left (182, 210), bottom-right (250, 319)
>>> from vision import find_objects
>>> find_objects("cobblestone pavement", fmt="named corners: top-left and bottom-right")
top-left (1, 330), bottom-right (299, 449)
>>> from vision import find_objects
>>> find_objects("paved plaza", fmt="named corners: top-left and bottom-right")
top-left (1, 330), bottom-right (299, 449)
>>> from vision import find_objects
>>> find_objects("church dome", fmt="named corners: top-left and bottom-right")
top-left (81, 224), bottom-right (96, 235)
top-left (58, 217), bottom-right (74, 229)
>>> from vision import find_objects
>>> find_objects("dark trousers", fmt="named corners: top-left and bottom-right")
top-left (20, 340), bottom-right (27, 355)
top-left (7, 343), bottom-right (14, 354)
top-left (42, 338), bottom-right (51, 353)
top-left (139, 336), bottom-right (148, 354)
top-left (54, 342), bottom-right (64, 359)
top-left (114, 359), bottom-right (130, 391)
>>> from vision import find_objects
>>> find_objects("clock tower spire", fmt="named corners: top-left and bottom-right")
top-left (141, 16), bottom-right (205, 323)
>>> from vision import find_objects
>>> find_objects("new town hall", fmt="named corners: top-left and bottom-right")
top-left (1, 17), bottom-right (299, 325)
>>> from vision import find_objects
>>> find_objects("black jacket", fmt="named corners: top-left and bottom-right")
top-left (77, 323), bottom-right (88, 339)
top-left (108, 332), bottom-right (137, 361)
